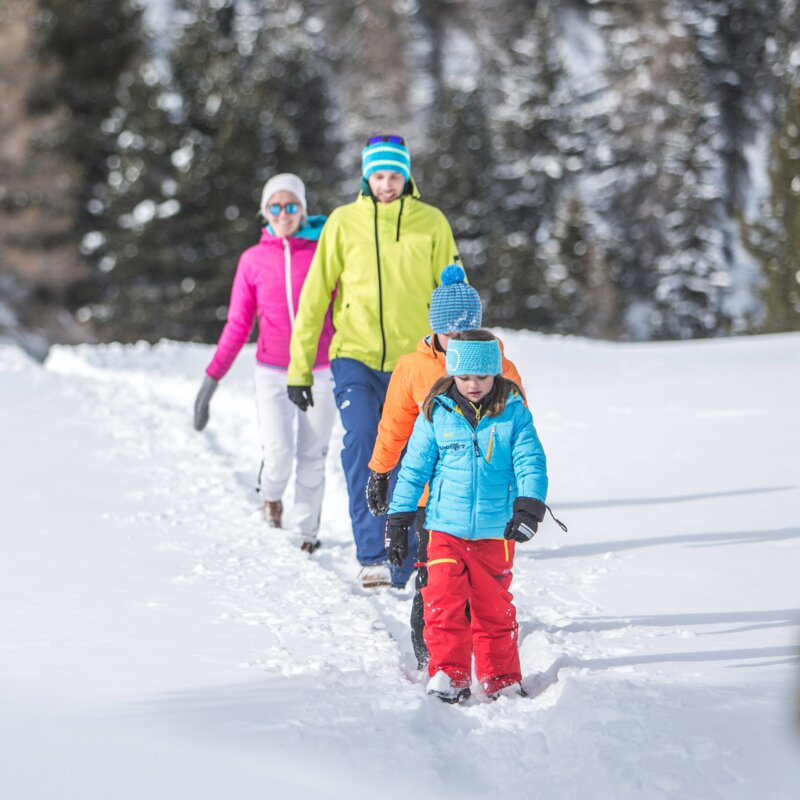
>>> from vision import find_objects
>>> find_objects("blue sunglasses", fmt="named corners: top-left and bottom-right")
top-left (267, 202), bottom-right (300, 215)
top-left (366, 134), bottom-right (405, 146)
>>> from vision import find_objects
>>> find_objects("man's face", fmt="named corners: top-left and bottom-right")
top-left (368, 171), bottom-right (406, 204)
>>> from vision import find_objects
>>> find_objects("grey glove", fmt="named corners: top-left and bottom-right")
top-left (193, 375), bottom-right (218, 431)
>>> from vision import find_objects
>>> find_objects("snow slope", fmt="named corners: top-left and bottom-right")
top-left (1, 331), bottom-right (798, 799)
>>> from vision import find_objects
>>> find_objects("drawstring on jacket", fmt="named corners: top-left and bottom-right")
top-left (396, 196), bottom-right (405, 241)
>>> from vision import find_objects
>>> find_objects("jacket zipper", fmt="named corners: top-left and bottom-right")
top-left (486, 425), bottom-right (496, 463)
top-left (282, 238), bottom-right (295, 329)
top-left (373, 201), bottom-right (387, 370)
top-left (464, 415), bottom-right (492, 536)
top-left (471, 432), bottom-right (479, 535)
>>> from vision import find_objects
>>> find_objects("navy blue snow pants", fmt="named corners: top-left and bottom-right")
top-left (330, 357), bottom-right (417, 587)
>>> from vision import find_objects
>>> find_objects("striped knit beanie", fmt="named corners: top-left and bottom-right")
top-left (429, 265), bottom-right (483, 334)
top-left (362, 137), bottom-right (411, 181)
top-left (446, 339), bottom-right (502, 377)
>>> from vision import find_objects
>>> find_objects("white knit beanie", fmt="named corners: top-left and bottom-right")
top-left (260, 173), bottom-right (307, 218)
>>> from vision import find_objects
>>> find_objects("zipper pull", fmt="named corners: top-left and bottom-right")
top-left (486, 425), bottom-right (496, 462)
top-left (472, 434), bottom-right (480, 457)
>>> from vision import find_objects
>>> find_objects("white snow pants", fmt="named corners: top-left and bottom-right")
top-left (254, 365), bottom-right (336, 539)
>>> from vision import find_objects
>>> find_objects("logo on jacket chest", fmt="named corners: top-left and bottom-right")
top-left (440, 442), bottom-right (467, 453)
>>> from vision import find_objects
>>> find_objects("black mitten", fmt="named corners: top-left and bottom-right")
top-left (366, 470), bottom-right (391, 516)
top-left (287, 385), bottom-right (314, 412)
top-left (385, 512), bottom-right (416, 567)
top-left (503, 497), bottom-right (547, 543)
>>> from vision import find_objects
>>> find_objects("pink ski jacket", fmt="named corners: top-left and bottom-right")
top-left (206, 217), bottom-right (333, 380)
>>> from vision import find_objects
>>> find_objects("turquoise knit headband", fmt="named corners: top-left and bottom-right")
top-left (446, 340), bottom-right (502, 377)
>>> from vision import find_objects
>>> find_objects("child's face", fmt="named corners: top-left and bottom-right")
top-left (454, 374), bottom-right (494, 403)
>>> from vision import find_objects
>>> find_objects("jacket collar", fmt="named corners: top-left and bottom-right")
top-left (434, 383), bottom-right (522, 423)
top-left (419, 334), bottom-right (446, 364)
top-left (450, 384), bottom-right (498, 428)
top-left (262, 214), bottom-right (327, 243)
top-left (357, 177), bottom-right (420, 209)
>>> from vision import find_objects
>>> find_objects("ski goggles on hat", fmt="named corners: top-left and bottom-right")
top-left (267, 202), bottom-right (301, 215)
top-left (366, 134), bottom-right (405, 146)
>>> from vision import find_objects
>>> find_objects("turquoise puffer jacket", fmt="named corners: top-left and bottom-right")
top-left (389, 391), bottom-right (548, 539)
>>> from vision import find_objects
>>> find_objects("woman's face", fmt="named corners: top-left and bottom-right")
top-left (454, 374), bottom-right (494, 403)
top-left (265, 190), bottom-right (302, 237)
top-left (367, 171), bottom-right (406, 204)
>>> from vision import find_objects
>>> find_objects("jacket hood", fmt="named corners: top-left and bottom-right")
top-left (263, 214), bottom-right (327, 242)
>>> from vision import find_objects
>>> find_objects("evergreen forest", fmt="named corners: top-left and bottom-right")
top-left (2, 0), bottom-right (800, 349)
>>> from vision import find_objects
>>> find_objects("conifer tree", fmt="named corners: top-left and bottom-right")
top-left (2, 0), bottom-right (142, 342)
top-left (88, 0), bottom-right (341, 341)
top-left (743, 86), bottom-right (800, 332)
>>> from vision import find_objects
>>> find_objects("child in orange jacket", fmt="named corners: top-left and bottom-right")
top-left (366, 265), bottom-right (524, 669)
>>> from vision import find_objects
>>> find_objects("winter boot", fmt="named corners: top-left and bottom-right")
top-left (262, 500), bottom-right (282, 528)
top-left (426, 671), bottom-right (471, 704)
top-left (358, 564), bottom-right (392, 589)
top-left (300, 538), bottom-right (321, 554)
top-left (487, 682), bottom-right (528, 701)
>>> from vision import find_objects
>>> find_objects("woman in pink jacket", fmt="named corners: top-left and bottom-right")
top-left (193, 173), bottom-right (336, 553)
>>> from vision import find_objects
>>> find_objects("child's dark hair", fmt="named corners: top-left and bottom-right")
top-left (421, 329), bottom-right (523, 420)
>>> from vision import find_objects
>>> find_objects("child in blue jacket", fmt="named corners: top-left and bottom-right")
top-left (385, 329), bottom-right (548, 703)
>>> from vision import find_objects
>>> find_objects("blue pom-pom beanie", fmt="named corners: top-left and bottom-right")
top-left (362, 139), bottom-right (411, 181)
top-left (446, 339), bottom-right (502, 377)
top-left (429, 265), bottom-right (483, 334)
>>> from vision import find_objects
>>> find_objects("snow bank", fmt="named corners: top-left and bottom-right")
top-left (1, 331), bottom-right (798, 799)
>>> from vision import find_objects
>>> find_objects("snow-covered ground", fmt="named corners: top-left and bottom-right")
top-left (1, 331), bottom-right (798, 799)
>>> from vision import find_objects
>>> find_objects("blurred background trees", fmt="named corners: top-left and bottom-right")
top-left (2, 0), bottom-right (800, 351)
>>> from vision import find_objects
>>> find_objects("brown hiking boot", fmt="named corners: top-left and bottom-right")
top-left (262, 500), bottom-right (282, 528)
top-left (358, 564), bottom-right (392, 589)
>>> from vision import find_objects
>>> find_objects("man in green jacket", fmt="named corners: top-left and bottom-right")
top-left (287, 134), bottom-right (460, 589)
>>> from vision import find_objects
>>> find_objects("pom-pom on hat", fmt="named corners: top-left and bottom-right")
top-left (446, 339), bottom-right (502, 377)
top-left (260, 173), bottom-right (307, 218)
top-left (429, 264), bottom-right (483, 334)
top-left (362, 135), bottom-right (411, 182)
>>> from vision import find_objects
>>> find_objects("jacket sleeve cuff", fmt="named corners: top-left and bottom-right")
top-left (387, 511), bottom-right (417, 525)
top-left (513, 496), bottom-right (546, 522)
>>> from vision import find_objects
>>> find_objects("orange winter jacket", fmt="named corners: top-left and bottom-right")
top-left (368, 335), bottom-right (525, 503)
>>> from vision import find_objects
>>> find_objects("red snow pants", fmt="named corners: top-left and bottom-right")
top-left (422, 530), bottom-right (521, 694)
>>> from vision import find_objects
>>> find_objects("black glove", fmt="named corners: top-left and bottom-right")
top-left (193, 375), bottom-right (218, 431)
top-left (385, 511), bottom-right (416, 567)
top-left (287, 385), bottom-right (314, 412)
top-left (366, 470), bottom-right (390, 516)
top-left (504, 497), bottom-right (547, 543)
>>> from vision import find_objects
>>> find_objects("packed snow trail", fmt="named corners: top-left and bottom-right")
top-left (1, 333), bottom-right (799, 799)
